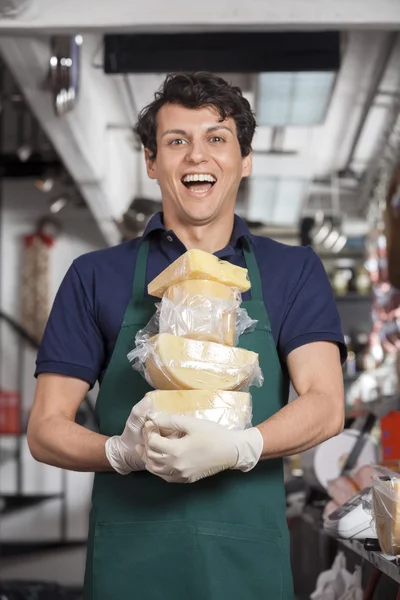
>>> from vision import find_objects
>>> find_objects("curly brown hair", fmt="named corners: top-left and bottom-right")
top-left (134, 72), bottom-right (256, 160)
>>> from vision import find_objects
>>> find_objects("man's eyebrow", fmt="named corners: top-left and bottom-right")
top-left (160, 125), bottom-right (234, 138)
top-left (161, 129), bottom-right (187, 138)
top-left (206, 125), bottom-right (234, 135)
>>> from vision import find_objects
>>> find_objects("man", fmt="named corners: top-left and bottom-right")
top-left (28, 72), bottom-right (346, 599)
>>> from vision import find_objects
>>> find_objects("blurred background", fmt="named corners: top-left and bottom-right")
top-left (1, 1), bottom-right (400, 599)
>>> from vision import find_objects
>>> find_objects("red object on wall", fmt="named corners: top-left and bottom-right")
top-left (380, 411), bottom-right (400, 461)
top-left (0, 389), bottom-right (21, 434)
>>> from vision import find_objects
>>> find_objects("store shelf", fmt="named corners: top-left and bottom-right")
top-left (0, 493), bottom-right (63, 515)
top-left (319, 250), bottom-right (366, 261)
top-left (345, 394), bottom-right (400, 419)
top-left (333, 537), bottom-right (400, 584)
top-left (302, 509), bottom-right (400, 584)
top-left (334, 292), bottom-right (373, 302)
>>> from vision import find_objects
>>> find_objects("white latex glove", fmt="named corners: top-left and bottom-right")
top-left (136, 414), bottom-right (264, 484)
top-left (105, 396), bottom-right (151, 475)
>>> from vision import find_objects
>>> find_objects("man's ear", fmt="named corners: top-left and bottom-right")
top-left (241, 152), bottom-right (253, 178)
top-left (145, 149), bottom-right (157, 180)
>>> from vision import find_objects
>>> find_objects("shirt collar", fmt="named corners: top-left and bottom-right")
top-left (142, 211), bottom-right (257, 249)
top-left (231, 214), bottom-right (257, 248)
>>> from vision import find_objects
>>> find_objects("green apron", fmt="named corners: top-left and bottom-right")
top-left (83, 238), bottom-right (294, 600)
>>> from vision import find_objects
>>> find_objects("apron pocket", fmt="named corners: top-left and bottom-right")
top-left (92, 520), bottom-right (282, 600)
top-left (93, 520), bottom-right (198, 600)
top-left (195, 521), bottom-right (283, 599)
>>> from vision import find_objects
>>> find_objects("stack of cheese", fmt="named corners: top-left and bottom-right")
top-left (138, 249), bottom-right (263, 430)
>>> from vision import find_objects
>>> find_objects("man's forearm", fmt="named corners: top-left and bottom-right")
top-left (28, 416), bottom-right (113, 472)
top-left (256, 390), bottom-right (344, 460)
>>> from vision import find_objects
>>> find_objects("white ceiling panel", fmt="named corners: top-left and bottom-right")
top-left (247, 177), bottom-right (307, 225)
top-left (282, 127), bottom-right (313, 152)
top-left (127, 73), bottom-right (167, 114)
top-left (1, 0), bottom-right (400, 32)
top-left (256, 71), bottom-right (336, 126)
top-left (252, 126), bottom-right (273, 152)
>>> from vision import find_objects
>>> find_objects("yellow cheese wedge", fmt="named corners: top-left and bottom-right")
top-left (163, 280), bottom-right (238, 346)
top-left (148, 249), bottom-right (250, 298)
top-left (146, 333), bottom-right (260, 391)
top-left (145, 390), bottom-right (252, 429)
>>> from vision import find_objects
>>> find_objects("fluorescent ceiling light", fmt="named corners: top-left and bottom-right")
top-left (247, 177), bottom-right (307, 225)
top-left (324, 230), bottom-right (340, 249)
top-left (313, 223), bottom-right (332, 245)
top-left (332, 235), bottom-right (347, 253)
top-left (49, 196), bottom-right (69, 214)
top-left (257, 71), bottom-right (335, 126)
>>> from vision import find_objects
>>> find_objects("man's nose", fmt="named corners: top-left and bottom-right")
top-left (184, 140), bottom-right (208, 164)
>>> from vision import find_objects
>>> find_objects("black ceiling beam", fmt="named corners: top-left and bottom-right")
top-left (104, 31), bottom-right (341, 74)
top-left (0, 154), bottom-right (62, 178)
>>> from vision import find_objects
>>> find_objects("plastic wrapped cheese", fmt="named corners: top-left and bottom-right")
top-left (158, 280), bottom-right (256, 346)
top-left (148, 249), bottom-right (251, 298)
top-left (144, 389), bottom-right (252, 430)
top-left (128, 333), bottom-right (263, 391)
top-left (372, 470), bottom-right (400, 555)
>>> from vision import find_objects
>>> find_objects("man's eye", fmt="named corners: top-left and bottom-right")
top-left (210, 136), bottom-right (225, 143)
top-left (169, 139), bottom-right (187, 146)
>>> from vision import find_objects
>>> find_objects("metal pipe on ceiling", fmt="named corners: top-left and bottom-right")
top-left (343, 32), bottom-right (399, 172)
top-left (0, 58), bottom-right (4, 402)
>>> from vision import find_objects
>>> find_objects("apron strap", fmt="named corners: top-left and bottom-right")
top-left (131, 239), bottom-right (150, 302)
top-left (242, 238), bottom-right (263, 302)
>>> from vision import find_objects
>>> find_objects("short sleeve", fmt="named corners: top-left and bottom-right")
top-left (278, 247), bottom-right (347, 363)
top-left (35, 262), bottom-right (105, 388)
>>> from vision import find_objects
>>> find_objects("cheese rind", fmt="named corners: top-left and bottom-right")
top-left (148, 249), bottom-right (251, 298)
top-left (144, 389), bottom-right (252, 429)
top-left (145, 333), bottom-right (261, 391)
top-left (161, 280), bottom-right (239, 346)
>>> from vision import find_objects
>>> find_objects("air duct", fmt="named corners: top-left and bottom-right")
top-left (0, 0), bottom-right (30, 18)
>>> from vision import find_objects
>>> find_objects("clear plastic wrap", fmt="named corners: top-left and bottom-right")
top-left (137, 281), bottom-right (256, 347)
top-left (144, 390), bottom-right (252, 430)
top-left (161, 280), bottom-right (256, 345)
top-left (371, 467), bottom-right (400, 555)
top-left (148, 249), bottom-right (251, 298)
top-left (127, 333), bottom-right (263, 391)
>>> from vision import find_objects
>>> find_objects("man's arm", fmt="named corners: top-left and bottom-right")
top-left (256, 340), bottom-right (345, 460)
top-left (27, 373), bottom-right (112, 472)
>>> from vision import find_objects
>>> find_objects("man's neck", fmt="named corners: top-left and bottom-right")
top-left (163, 214), bottom-right (234, 254)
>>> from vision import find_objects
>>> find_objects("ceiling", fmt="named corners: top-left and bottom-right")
top-left (1, 26), bottom-right (400, 247)
top-left (112, 30), bottom-right (400, 230)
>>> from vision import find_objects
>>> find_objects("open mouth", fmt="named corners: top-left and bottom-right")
top-left (181, 174), bottom-right (217, 194)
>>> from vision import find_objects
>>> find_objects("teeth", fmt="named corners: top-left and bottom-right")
top-left (182, 174), bottom-right (216, 183)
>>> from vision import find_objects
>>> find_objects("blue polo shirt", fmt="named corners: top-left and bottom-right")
top-left (35, 213), bottom-right (347, 389)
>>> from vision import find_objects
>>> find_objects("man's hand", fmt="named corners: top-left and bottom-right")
top-left (105, 396), bottom-right (152, 475)
top-left (137, 415), bottom-right (264, 483)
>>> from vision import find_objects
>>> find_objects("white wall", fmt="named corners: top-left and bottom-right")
top-left (0, 180), bottom-right (105, 584)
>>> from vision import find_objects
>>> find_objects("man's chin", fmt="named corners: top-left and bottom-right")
top-left (179, 207), bottom-right (222, 226)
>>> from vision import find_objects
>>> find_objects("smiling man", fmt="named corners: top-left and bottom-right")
top-left (28, 73), bottom-right (346, 600)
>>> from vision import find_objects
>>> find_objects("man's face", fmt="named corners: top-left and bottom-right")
top-left (145, 103), bottom-right (252, 226)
